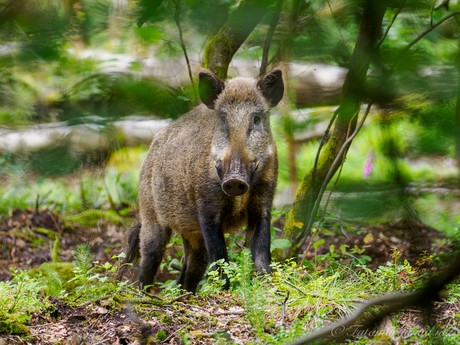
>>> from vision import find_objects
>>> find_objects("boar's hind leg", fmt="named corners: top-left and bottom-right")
top-left (248, 209), bottom-right (272, 275)
top-left (139, 222), bottom-right (172, 290)
top-left (177, 236), bottom-right (207, 293)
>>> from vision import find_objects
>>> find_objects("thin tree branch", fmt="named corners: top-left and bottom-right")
top-left (291, 252), bottom-right (460, 345)
top-left (326, 0), bottom-right (351, 59)
top-left (301, 103), bottom-right (372, 248)
top-left (0, 0), bottom-right (13, 18)
top-left (174, 0), bottom-right (196, 99)
top-left (375, 1), bottom-right (406, 52)
top-left (259, 0), bottom-right (283, 76)
top-left (396, 10), bottom-right (460, 67)
top-left (288, 291), bottom-right (421, 345)
top-left (304, 111), bottom-right (339, 229)
top-left (299, 111), bottom-right (354, 265)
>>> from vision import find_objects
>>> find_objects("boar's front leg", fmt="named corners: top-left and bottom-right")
top-left (198, 213), bottom-right (230, 290)
top-left (248, 208), bottom-right (272, 275)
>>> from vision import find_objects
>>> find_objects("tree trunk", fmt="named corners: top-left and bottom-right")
top-left (203, 0), bottom-right (273, 80)
top-left (278, 1), bottom-right (387, 260)
top-left (456, 38), bottom-right (460, 188)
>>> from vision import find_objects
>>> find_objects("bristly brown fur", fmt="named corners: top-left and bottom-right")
top-left (117, 222), bottom-right (141, 280)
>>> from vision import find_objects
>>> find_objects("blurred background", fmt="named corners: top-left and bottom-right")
top-left (1, 0), bottom-right (460, 268)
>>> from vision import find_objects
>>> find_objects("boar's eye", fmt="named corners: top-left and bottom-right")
top-left (253, 115), bottom-right (261, 125)
top-left (218, 111), bottom-right (227, 127)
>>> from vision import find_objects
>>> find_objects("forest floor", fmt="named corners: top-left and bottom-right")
top-left (0, 206), bottom-right (459, 344)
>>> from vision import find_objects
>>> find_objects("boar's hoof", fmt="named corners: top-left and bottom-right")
top-left (222, 178), bottom-right (249, 196)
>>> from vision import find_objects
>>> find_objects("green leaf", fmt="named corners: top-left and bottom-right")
top-left (271, 239), bottom-right (291, 251)
top-left (313, 239), bottom-right (325, 250)
top-left (360, 255), bottom-right (372, 263)
top-left (329, 244), bottom-right (335, 254)
top-left (169, 259), bottom-right (181, 270)
top-left (302, 260), bottom-right (314, 269)
top-left (119, 208), bottom-right (131, 216)
top-left (135, 26), bottom-right (163, 44)
top-left (339, 245), bottom-right (349, 254)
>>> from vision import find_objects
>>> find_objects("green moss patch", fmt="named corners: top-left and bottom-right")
top-left (65, 209), bottom-right (124, 227)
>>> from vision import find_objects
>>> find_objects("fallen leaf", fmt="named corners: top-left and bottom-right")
top-left (364, 233), bottom-right (374, 244)
top-left (93, 306), bottom-right (108, 315)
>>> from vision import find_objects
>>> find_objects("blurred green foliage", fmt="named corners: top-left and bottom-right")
top-left (0, 0), bottom-right (459, 235)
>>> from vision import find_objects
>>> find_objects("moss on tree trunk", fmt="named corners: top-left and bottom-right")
top-left (203, 0), bottom-right (273, 80)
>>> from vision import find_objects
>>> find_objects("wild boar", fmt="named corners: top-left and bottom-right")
top-left (123, 70), bottom-right (284, 293)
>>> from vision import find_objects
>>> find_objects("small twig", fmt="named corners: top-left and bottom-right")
top-left (280, 279), bottom-right (311, 297)
top-left (91, 338), bottom-right (110, 345)
top-left (213, 311), bottom-right (246, 316)
top-left (71, 294), bottom-right (83, 304)
top-left (89, 313), bottom-right (103, 331)
top-left (120, 297), bottom-right (163, 305)
top-left (162, 324), bottom-right (188, 343)
top-left (48, 211), bottom-right (62, 235)
top-left (141, 289), bottom-right (163, 300)
top-left (281, 291), bottom-right (290, 328)
top-left (81, 295), bottom-right (111, 307)
top-left (35, 194), bottom-right (40, 214)
top-left (91, 331), bottom-right (111, 345)
top-left (170, 292), bottom-right (193, 303)
top-left (176, 301), bottom-right (209, 312)
top-left (28, 323), bottom-right (54, 328)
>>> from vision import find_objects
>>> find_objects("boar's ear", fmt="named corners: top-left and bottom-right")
top-left (199, 72), bottom-right (225, 109)
top-left (258, 69), bottom-right (284, 107)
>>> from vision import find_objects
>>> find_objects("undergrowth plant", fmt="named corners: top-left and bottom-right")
top-left (362, 249), bottom-right (423, 293)
top-left (0, 269), bottom-right (48, 333)
top-left (42, 262), bottom-right (65, 298)
top-left (238, 249), bottom-right (272, 333)
top-left (69, 243), bottom-right (135, 300)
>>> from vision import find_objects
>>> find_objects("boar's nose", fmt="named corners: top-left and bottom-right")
top-left (222, 178), bottom-right (249, 196)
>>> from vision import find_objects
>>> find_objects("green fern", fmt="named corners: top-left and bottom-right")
top-left (71, 243), bottom-right (94, 298)
top-left (42, 262), bottom-right (63, 297)
top-left (240, 249), bottom-right (267, 332)
top-left (73, 243), bottom-right (92, 275)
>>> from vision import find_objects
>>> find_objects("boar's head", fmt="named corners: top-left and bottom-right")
top-left (199, 70), bottom-right (284, 196)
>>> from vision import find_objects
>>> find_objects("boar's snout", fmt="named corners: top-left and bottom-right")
top-left (216, 155), bottom-right (254, 196)
top-left (222, 178), bottom-right (249, 196)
